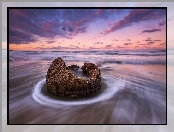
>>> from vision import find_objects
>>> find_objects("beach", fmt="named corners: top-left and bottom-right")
top-left (8, 50), bottom-right (166, 124)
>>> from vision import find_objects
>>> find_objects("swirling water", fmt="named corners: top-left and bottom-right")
top-left (7, 49), bottom-right (166, 124)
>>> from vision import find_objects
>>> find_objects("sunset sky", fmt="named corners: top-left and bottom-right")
top-left (9, 8), bottom-right (166, 51)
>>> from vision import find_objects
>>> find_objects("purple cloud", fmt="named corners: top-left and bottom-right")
top-left (112, 39), bottom-right (119, 41)
top-left (144, 37), bottom-right (152, 41)
top-left (9, 8), bottom-right (166, 45)
top-left (159, 42), bottom-right (166, 46)
top-left (9, 29), bottom-right (38, 44)
top-left (159, 20), bottom-right (166, 26)
top-left (9, 9), bottom-right (123, 44)
top-left (94, 42), bottom-right (103, 44)
top-left (46, 40), bottom-right (56, 44)
top-left (104, 9), bottom-right (166, 34)
top-left (153, 40), bottom-right (161, 41)
top-left (88, 47), bottom-right (100, 50)
top-left (105, 44), bottom-right (113, 49)
top-left (142, 29), bottom-right (161, 33)
top-left (142, 28), bottom-right (161, 33)
top-left (124, 43), bottom-right (132, 45)
top-left (116, 46), bottom-right (124, 49)
top-left (74, 46), bottom-right (80, 49)
top-left (147, 41), bottom-right (155, 45)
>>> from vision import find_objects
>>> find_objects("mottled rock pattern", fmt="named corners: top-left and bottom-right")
top-left (46, 57), bottom-right (101, 98)
top-left (81, 63), bottom-right (101, 89)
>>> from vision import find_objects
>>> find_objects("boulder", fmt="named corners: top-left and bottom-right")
top-left (46, 57), bottom-right (101, 98)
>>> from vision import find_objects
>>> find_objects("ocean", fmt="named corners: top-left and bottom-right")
top-left (7, 49), bottom-right (166, 124)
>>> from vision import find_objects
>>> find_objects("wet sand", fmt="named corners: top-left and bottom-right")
top-left (9, 60), bottom-right (166, 124)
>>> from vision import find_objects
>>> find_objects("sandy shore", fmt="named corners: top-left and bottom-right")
top-left (9, 60), bottom-right (114, 124)
top-left (9, 60), bottom-right (166, 124)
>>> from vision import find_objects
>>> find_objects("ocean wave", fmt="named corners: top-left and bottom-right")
top-left (97, 60), bottom-right (166, 65)
top-left (9, 50), bottom-right (166, 65)
top-left (32, 77), bottom-right (125, 107)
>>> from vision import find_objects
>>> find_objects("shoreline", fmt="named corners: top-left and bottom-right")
top-left (8, 60), bottom-right (166, 124)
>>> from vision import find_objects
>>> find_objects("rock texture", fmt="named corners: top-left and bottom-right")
top-left (46, 57), bottom-right (101, 98)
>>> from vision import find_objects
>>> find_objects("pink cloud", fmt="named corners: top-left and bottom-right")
top-left (103, 9), bottom-right (166, 35)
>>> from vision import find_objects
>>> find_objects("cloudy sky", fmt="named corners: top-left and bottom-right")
top-left (2, 4), bottom-right (168, 51)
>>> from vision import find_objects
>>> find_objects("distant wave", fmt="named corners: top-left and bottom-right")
top-left (97, 60), bottom-right (166, 65)
top-left (9, 50), bottom-right (166, 65)
top-left (105, 53), bottom-right (165, 56)
top-left (19, 50), bottom-right (166, 55)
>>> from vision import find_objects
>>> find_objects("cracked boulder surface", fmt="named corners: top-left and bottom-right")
top-left (46, 57), bottom-right (101, 98)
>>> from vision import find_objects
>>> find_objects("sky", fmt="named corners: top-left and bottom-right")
top-left (7, 8), bottom-right (166, 51)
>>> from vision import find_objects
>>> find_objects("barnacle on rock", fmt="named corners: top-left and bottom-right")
top-left (46, 57), bottom-right (101, 98)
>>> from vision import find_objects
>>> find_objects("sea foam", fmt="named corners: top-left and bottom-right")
top-left (32, 77), bottom-right (125, 108)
